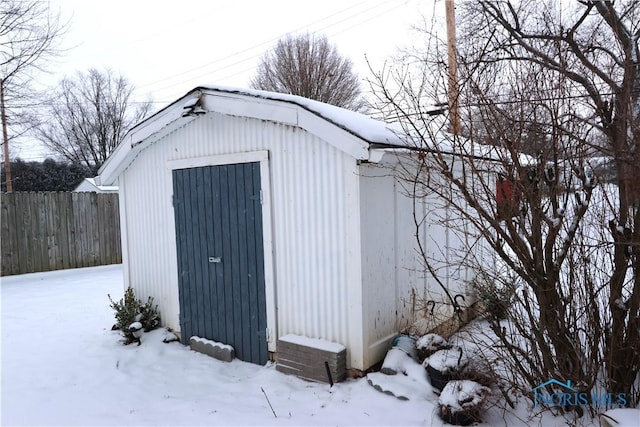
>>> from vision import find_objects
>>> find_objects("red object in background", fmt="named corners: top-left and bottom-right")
top-left (496, 175), bottom-right (521, 219)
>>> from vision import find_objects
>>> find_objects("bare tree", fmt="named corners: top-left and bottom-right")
top-left (250, 33), bottom-right (366, 111)
top-left (35, 69), bottom-right (152, 172)
top-left (369, 0), bottom-right (639, 416)
top-left (1, 0), bottom-right (66, 191)
top-left (461, 0), bottom-right (640, 408)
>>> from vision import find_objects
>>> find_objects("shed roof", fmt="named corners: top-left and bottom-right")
top-left (97, 85), bottom-right (408, 185)
top-left (199, 85), bottom-right (406, 146)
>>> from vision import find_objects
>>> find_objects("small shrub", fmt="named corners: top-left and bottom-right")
top-left (108, 287), bottom-right (161, 344)
top-left (472, 278), bottom-right (513, 321)
top-left (138, 296), bottom-right (161, 331)
top-left (108, 287), bottom-right (138, 340)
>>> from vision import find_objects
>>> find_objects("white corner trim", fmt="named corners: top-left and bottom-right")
top-left (117, 176), bottom-right (131, 292)
top-left (258, 157), bottom-right (277, 353)
top-left (344, 161), bottom-right (364, 370)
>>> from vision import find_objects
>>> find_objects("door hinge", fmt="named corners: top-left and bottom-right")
top-left (260, 189), bottom-right (264, 205)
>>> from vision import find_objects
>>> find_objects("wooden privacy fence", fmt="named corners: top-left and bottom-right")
top-left (1, 192), bottom-right (121, 276)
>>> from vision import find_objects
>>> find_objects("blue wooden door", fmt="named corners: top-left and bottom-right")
top-left (172, 162), bottom-right (268, 364)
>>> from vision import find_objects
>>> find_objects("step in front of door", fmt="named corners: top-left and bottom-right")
top-left (276, 334), bottom-right (346, 384)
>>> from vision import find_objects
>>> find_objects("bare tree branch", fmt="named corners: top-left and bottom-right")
top-left (34, 69), bottom-right (152, 172)
top-left (1, 0), bottom-right (67, 191)
top-left (370, 0), bottom-right (640, 413)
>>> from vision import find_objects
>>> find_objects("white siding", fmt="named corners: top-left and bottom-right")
top-left (359, 162), bottom-right (423, 368)
top-left (119, 112), bottom-right (365, 367)
top-left (359, 158), bottom-right (473, 368)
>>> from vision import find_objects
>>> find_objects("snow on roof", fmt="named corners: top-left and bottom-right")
top-left (97, 85), bottom-right (411, 185)
top-left (194, 85), bottom-right (406, 147)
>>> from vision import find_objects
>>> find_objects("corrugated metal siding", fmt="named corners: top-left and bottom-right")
top-left (359, 160), bottom-right (471, 368)
top-left (120, 113), bottom-right (356, 362)
top-left (359, 163), bottom-right (423, 368)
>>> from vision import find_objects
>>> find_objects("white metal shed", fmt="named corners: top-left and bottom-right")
top-left (98, 86), bottom-right (468, 371)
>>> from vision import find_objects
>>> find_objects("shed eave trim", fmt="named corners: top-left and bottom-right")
top-left (200, 91), bottom-right (371, 160)
top-left (99, 86), bottom-right (409, 184)
top-left (201, 93), bottom-right (299, 127)
top-left (98, 93), bottom-right (201, 184)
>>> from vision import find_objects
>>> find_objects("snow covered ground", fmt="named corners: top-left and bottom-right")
top-left (0, 264), bottom-right (614, 426)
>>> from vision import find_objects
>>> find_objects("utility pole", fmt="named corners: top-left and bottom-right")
top-left (1, 78), bottom-right (12, 192)
top-left (445, 0), bottom-right (461, 136)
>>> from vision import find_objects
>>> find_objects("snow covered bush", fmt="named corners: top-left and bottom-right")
top-left (415, 333), bottom-right (450, 363)
top-left (108, 287), bottom-right (160, 344)
top-left (108, 287), bottom-right (137, 335)
top-left (426, 346), bottom-right (468, 376)
top-left (138, 296), bottom-right (160, 331)
top-left (437, 380), bottom-right (491, 426)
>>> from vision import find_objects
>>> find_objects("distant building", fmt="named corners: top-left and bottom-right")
top-left (74, 177), bottom-right (118, 193)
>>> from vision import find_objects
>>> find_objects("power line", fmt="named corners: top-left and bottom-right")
top-left (137, 0), bottom-right (388, 91)
top-left (137, 0), bottom-right (412, 101)
top-left (25, 0), bottom-right (419, 109)
top-left (6, 88), bottom-right (636, 110)
top-left (186, 0), bottom-right (410, 92)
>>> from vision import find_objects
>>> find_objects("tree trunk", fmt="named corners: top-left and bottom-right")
top-left (1, 79), bottom-right (13, 193)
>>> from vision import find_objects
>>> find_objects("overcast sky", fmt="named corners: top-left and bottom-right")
top-left (22, 0), bottom-right (442, 160)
